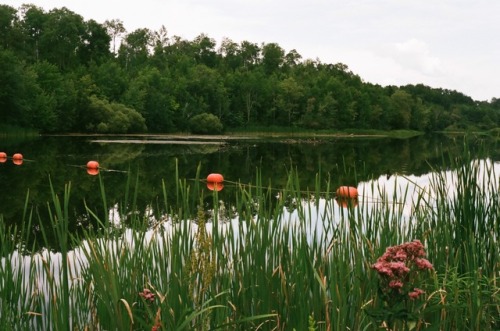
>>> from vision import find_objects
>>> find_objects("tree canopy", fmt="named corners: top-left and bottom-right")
top-left (0, 4), bottom-right (498, 134)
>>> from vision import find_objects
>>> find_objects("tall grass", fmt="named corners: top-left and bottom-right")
top-left (0, 151), bottom-right (499, 330)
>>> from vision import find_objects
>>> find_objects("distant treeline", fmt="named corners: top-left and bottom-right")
top-left (1, 4), bottom-right (499, 134)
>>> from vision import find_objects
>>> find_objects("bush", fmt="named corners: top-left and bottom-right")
top-left (86, 96), bottom-right (147, 133)
top-left (189, 113), bottom-right (223, 134)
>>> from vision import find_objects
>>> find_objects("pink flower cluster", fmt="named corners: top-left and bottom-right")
top-left (139, 288), bottom-right (156, 302)
top-left (408, 288), bottom-right (425, 299)
top-left (372, 240), bottom-right (433, 300)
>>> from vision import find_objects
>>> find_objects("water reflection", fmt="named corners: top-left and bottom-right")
top-left (7, 157), bottom-right (498, 271)
top-left (359, 158), bottom-right (500, 217)
top-left (0, 134), bottom-right (497, 249)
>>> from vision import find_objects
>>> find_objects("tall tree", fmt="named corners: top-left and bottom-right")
top-left (104, 19), bottom-right (126, 54)
top-left (118, 28), bottom-right (152, 71)
top-left (229, 68), bottom-right (267, 125)
top-left (123, 66), bottom-right (178, 132)
top-left (193, 33), bottom-right (217, 67)
top-left (18, 4), bottom-right (47, 62)
top-left (283, 49), bottom-right (302, 69)
top-left (218, 37), bottom-right (242, 71)
top-left (410, 97), bottom-right (430, 131)
top-left (79, 19), bottom-right (111, 65)
top-left (275, 77), bottom-right (304, 125)
top-left (0, 49), bottom-right (26, 125)
top-left (261, 42), bottom-right (284, 74)
top-left (39, 7), bottom-right (86, 70)
top-left (239, 40), bottom-right (260, 69)
top-left (389, 90), bottom-right (414, 129)
top-left (0, 5), bottom-right (18, 49)
top-left (93, 60), bottom-right (128, 101)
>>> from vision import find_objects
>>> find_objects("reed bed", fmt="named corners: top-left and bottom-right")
top-left (0, 153), bottom-right (499, 330)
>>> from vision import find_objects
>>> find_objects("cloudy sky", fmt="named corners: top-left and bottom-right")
top-left (4, 0), bottom-right (499, 101)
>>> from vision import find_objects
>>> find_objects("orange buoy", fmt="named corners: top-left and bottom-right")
top-left (13, 158), bottom-right (23, 166)
top-left (336, 186), bottom-right (358, 199)
top-left (87, 167), bottom-right (99, 176)
top-left (12, 153), bottom-right (23, 160)
top-left (207, 173), bottom-right (224, 191)
top-left (86, 160), bottom-right (99, 170)
top-left (207, 182), bottom-right (224, 191)
top-left (207, 173), bottom-right (224, 183)
top-left (0, 152), bottom-right (6, 163)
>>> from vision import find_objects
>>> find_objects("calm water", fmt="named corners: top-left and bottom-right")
top-left (0, 133), bottom-right (497, 247)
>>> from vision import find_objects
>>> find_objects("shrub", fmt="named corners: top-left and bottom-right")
top-left (189, 113), bottom-right (223, 134)
top-left (86, 95), bottom-right (147, 133)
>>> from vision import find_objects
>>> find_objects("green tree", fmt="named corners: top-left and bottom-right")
top-left (229, 68), bottom-right (267, 125)
top-left (79, 19), bottom-right (111, 65)
top-left (123, 67), bottom-right (178, 132)
top-left (193, 33), bottom-right (218, 67)
top-left (218, 37), bottom-right (242, 72)
top-left (18, 4), bottom-right (47, 62)
top-left (93, 60), bottom-right (128, 101)
top-left (31, 61), bottom-right (75, 132)
top-left (324, 76), bottom-right (353, 128)
top-left (104, 19), bottom-right (125, 54)
top-left (185, 64), bottom-right (228, 120)
top-left (321, 93), bottom-right (340, 128)
top-left (73, 74), bottom-right (100, 131)
top-left (283, 49), bottom-right (302, 70)
top-left (410, 97), bottom-right (431, 131)
top-left (0, 49), bottom-right (28, 126)
top-left (0, 5), bottom-right (18, 49)
top-left (150, 25), bottom-right (169, 68)
top-left (275, 77), bottom-right (305, 125)
top-left (389, 90), bottom-right (414, 129)
top-left (239, 40), bottom-right (260, 69)
top-left (39, 7), bottom-right (86, 70)
top-left (261, 42), bottom-right (284, 74)
top-left (118, 28), bottom-right (152, 71)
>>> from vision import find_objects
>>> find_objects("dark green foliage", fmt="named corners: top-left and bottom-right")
top-left (92, 60), bottom-right (128, 101)
top-left (0, 4), bottom-right (498, 134)
top-left (189, 112), bottom-right (223, 134)
top-left (38, 7), bottom-right (86, 70)
top-left (86, 95), bottom-right (147, 133)
top-left (79, 19), bottom-right (112, 65)
top-left (0, 5), bottom-right (18, 49)
top-left (0, 49), bottom-right (27, 125)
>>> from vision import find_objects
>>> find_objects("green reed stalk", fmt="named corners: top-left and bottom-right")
top-left (48, 180), bottom-right (71, 331)
top-left (409, 141), bottom-right (500, 330)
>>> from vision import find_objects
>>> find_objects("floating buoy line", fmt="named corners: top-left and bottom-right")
top-left (0, 151), bottom-right (128, 175)
top-left (203, 174), bottom-right (359, 197)
top-left (1, 153), bottom-right (405, 206)
top-left (199, 174), bottom-right (408, 207)
top-left (0, 152), bottom-right (36, 166)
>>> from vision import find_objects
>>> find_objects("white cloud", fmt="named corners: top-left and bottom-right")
top-left (392, 39), bottom-right (444, 76)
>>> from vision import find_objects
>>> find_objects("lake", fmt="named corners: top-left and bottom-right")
top-left (0, 133), bottom-right (498, 248)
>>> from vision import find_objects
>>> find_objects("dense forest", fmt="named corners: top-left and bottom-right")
top-left (1, 4), bottom-right (499, 134)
